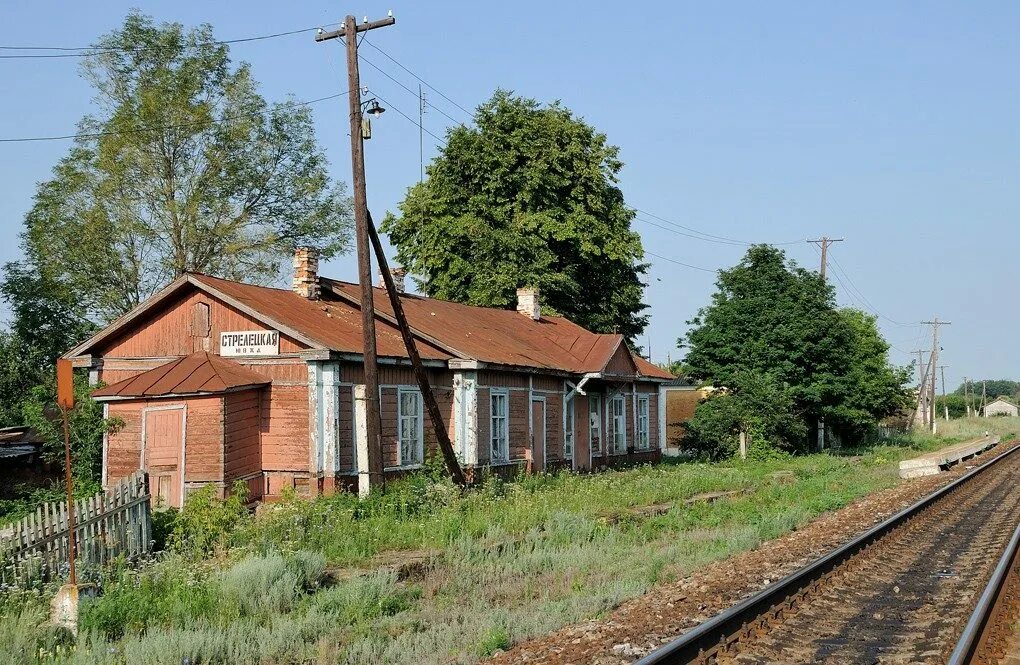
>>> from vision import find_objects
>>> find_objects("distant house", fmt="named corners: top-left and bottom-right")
top-left (983, 396), bottom-right (1019, 417)
top-left (0, 426), bottom-right (50, 501)
top-left (63, 249), bottom-right (673, 507)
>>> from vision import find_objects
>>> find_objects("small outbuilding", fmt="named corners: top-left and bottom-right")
top-left (983, 396), bottom-right (1019, 418)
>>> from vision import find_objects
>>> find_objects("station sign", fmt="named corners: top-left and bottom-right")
top-left (220, 330), bottom-right (280, 357)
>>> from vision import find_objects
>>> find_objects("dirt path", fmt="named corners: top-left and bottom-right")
top-left (489, 441), bottom-right (1020, 665)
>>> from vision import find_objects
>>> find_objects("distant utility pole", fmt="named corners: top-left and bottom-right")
top-left (807, 236), bottom-right (844, 282)
top-left (418, 85), bottom-right (426, 182)
top-left (806, 236), bottom-right (842, 451)
top-left (316, 13), bottom-right (396, 495)
top-left (912, 349), bottom-right (930, 429)
top-left (939, 365), bottom-right (949, 421)
top-left (920, 318), bottom-right (951, 431)
top-left (982, 380), bottom-right (988, 417)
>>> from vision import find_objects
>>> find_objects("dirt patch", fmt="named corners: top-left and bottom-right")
top-left (488, 440), bottom-right (1020, 665)
top-left (326, 548), bottom-right (440, 584)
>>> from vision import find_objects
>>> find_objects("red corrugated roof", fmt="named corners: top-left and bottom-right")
top-left (74, 272), bottom-right (672, 380)
top-left (191, 274), bottom-right (453, 361)
top-left (92, 352), bottom-right (270, 399)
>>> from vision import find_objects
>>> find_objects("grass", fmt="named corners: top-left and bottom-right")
top-left (1, 423), bottom-right (1014, 665)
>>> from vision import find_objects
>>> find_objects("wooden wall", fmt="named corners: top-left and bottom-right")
top-left (224, 389), bottom-right (262, 484)
top-left (98, 288), bottom-right (307, 358)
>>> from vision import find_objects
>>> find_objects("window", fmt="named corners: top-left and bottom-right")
top-left (589, 394), bottom-right (602, 456)
top-left (637, 396), bottom-right (650, 450)
top-left (398, 389), bottom-right (423, 466)
top-left (564, 394), bottom-right (574, 460)
top-left (490, 390), bottom-right (509, 462)
top-left (609, 395), bottom-right (626, 454)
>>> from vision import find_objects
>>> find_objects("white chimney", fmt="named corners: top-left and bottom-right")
top-left (378, 266), bottom-right (407, 293)
top-left (516, 287), bottom-right (540, 320)
top-left (293, 247), bottom-right (320, 300)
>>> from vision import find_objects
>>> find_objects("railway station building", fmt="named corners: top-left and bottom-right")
top-left (64, 249), bottom-right (672, 507)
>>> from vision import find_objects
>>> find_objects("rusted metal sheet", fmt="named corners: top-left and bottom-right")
top-left (92, 352), bottom-right (270, 399)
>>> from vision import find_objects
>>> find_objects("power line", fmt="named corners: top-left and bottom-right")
top-left (634, 215), bottom-right (748, 246)
top-left (0, 91), bottom-right (348, 143)
top-left (368, 91), bottom-right (446, 144)
top-left (827, 254), bottom-right (915, 327)
top-left (357, 52), bottom-right (466, 129)
top-left (361, 38), bottom-right (475, 118)
top-left (634, 207), bottom-right (805, 246)
top-left (644, 250), bottom-right (718, 274)
top-left (0, 25), bottom-right (339, 59)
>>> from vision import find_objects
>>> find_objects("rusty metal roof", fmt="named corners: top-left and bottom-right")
top-left (190, 274), bottom-right (453, 361)
top-left (70, 272), bottom-right (672, 380)
top-left (92, 352), bottom-right (270, 399)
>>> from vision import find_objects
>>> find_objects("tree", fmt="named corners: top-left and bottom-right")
top-left (382, 90), bottom-right (648, 340)
top-left (15, 12), bottom-right (352, 322)
top-left (954, 380), bottom-right (1020, 401)
top-left (680, 245), bottom-right (908, 455)
top-left (824, 309), bottom-right (912, 440)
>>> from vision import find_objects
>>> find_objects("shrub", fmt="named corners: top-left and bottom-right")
top-left (172, 481), bottom-right (250, 555)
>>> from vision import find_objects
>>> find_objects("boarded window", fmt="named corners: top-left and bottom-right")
top-left (398, 388), bottom-right (423, 466)
top-left (192, 302), bottom-right (211, 338)
top-left (490, 390), bottom-right (509, 462)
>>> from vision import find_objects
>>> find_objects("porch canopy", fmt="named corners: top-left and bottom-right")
top-left (92, 352), bottom-right (270, 400)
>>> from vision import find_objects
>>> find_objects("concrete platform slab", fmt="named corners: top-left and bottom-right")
top-left (898, 436), bottom-right (999, 479)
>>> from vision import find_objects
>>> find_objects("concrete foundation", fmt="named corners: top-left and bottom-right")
top-left (898, 436), bottom-right (999, 479)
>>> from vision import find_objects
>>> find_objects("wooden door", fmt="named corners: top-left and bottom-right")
top-left (531, 398), bottom-right (546, 472)
top-left (144, 407), bottom-right (184, 508)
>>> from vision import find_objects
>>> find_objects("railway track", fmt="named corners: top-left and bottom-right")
top-left (635, 443), bottom-right (1020, 665)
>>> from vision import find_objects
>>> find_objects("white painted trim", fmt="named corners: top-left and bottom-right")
top-left (637, 394), bottom-right (650, 450)
top-left (396, 387), bottom-right (424, 467)
top-left (488, 388), bottom-right (510, 463)
top-left (589, 393), bottom-right (603, 460)
top-left (563, 381), bottom-right (575, 468)
top-left (609, 393), bottom-right (627, 455)
top-left (530, 394), bottom-right (546, 472)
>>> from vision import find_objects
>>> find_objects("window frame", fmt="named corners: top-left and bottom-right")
top-left (589, 394), bottom-right (603, 456)
top-left (637, 395), bottom-right (650, 450)
top-left (564, 393), bottom-right (574, 461)
top-left (609, 394), bottom-right (627, 454)
top-left (397, 387), bottom-right (424, 467)
top-left (490, 389), bottom-right (510, 463)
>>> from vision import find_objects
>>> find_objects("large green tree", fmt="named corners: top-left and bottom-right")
top-left (382, 90), bottom-right (648, 340)
top-left (14, 12), bottom-right (352, 322)
top-left (680, 245), bottom-right (908, 455)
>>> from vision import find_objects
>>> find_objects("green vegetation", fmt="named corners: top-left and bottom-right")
top-left (681, 245), bottom-right (911, 457)
top-left (382, 90), bottom-right (648, 342)
top-left (2, 431), bottom-right (997, 665)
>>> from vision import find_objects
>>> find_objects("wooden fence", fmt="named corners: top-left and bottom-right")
top-left (0, 471), bottom-right (151, 585)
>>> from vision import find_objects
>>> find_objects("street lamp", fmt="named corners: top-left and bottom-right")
top-left (361, 98), bottom-right (385, 139)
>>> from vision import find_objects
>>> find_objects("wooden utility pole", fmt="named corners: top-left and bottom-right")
top-left (807, 236), bottom-right (843, 450)
top-left (316, 14), bottom-right (396, 494)
top-left (920, 318), bottom-right (950, 430)
top-left (807, 237), bottom-right (844, 282)
top-left (912, 349), bottom-right (931, 428)
top-left (56, 359), bottom-right (77, 586)
top-left (982, 380), bottom-right (988, 416)
top-left (366, 211), bottom-right (466, 486)
top-left (939, 365), bottom-right (949, 421)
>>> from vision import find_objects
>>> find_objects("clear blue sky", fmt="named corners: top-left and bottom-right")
top-left (2, 2), bottom-right (1018, 391)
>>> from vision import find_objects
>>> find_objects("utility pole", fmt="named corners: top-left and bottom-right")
top-left (807, 236), bottom-right (844, 282)
top-left (806, 236), bottom-right (843, 451)
top-left (316, 13), bottom-right (396, 495)
top-left (920, 318), bottom-right (951, 431)
top-left (982, 380), bottom-right (988, 417)
top-left (912, 349), bottom-right (929, 429)
top-left (939, 365), bottom-right (949, 421)
top-left (418, 85), bottom-right (426, 183)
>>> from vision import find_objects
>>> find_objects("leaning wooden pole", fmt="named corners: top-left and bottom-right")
top-left (366, 210), bottom-right (466, 486)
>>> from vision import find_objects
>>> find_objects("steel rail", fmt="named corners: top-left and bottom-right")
top-left (947, 519), bottom-right (1020, 664)
top-left (635, 442), bottom-right (1020, 665)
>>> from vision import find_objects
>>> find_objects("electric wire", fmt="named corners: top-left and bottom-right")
top-left (0, 91), bottom-right (349, 142)
top-left (361, 38), bottom-right (474, 118)
top-left (635, 207), bottom-right (806, 246)
top-left (0, 25), bottom-right (338, 59)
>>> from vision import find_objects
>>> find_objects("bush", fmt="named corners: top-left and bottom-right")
top-left (171, 481), bottom-right (250, 555)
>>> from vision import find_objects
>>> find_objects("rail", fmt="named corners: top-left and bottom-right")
top-left (635, 442), bottom-right (1020, 664)
top-left (947, 519), bottom-right (1020, 664)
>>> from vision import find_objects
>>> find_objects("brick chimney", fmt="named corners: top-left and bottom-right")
top-left (516, 287), bottom-right (540, 320)
top-left (292, 247), bottom-right (320, 300)
top-left (377, 266), bottom-right (407, 293)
